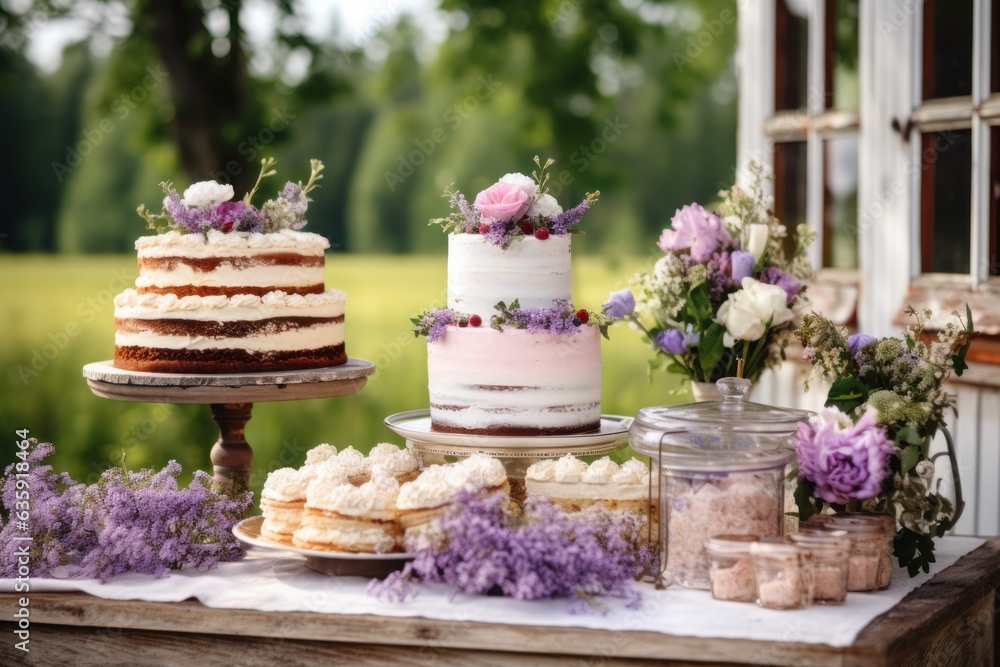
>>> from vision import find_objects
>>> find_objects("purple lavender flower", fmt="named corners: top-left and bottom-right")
top-left (602, 289), bottom-right (635, 319)
top-left (731, 250), bottom-right (756, 284)
top-left (494, 299), bottom-right (582, 335)
top-left (451, 190), bottom-right (480, 232)
top-left (656, 328), bottom-right (688, 355)
top-left (281, 181), bottom-right (309, 216)
top-left (548, 196), bottom-right (592, 235)
top-left (0, 440), bottom-right (251, 582)
top-left (481, 219), bottom-right (518, 248)
top-left (759, 267), bottom-right (803, 306)
top-left (794, 408), bottom-right (895, 505)
top-left (704, 251), bottom-right (734, 301)
top-left (657, 204), bottom-right (733, 262)
top-left (162, 190), bottom-right (210, 233)
top-left (369, 489), bottom-right (647, 611)
top-left (414, 309), bottom-right (457, 343)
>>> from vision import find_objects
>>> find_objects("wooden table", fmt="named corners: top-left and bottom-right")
top-left (3, 539), bottom-right (998, 666)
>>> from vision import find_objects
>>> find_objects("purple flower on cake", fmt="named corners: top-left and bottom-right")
top-left (656, 328), bottom-right (688, 355)
top-left (481, 219), bottom-right (519, 249)
top-left (210, 200), bottom-right (254, 233)
top-left (139, 158), bottom-right (324, 236)
top-left (548, 194), bottom-right (597, 235)
top-left (412, 309), bottom-right (458, 343)
top-left (491, 299), bottom-right (584, 335)
top-left (759, 267), bottom-right (803, 306)
top-left (474, 182), bottom-right (532, 223)
top-left (794, 408), bottom-right (895, 505)
top-left (602, 288), bottom-right (636, 319)
top-left (731, 250), bottom-right (756, 284)
top-left (162, 190), bottom-right (210, 233)
top-left (181, 180), bottom-right (234, 208)
top-left (657, 204), bottom-right (733, 262)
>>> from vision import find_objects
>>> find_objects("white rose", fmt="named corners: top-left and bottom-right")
top-left (182, 181), bottom-right (235, 208)
top-left (499, 173), bottom-right (538, 200)
top-left (746, 223), bottom-right (769, 260)
top-left (714, 277), bottom-right (794, 347)
top-left (526, 193), bottom-right (563, 219)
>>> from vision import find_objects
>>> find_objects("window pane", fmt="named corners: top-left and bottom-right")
top-left (823, 135), bottom-right (858, 269)
top-left (920, 130), bottom-right (972, 274)
top-left (826, 0), bottom-right (859, 110)
top-left (993, 0), bottom-right (1000, 93)
top-left (776, 0), bottom-right (809, 110)
top-left (774, 141), bottom-right (808, 259)
top-left (991, 127), bottom-right (1000, 275)
top-left (922, 0), bottom-right (973, 100)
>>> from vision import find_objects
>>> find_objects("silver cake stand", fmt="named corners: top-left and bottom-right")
top-left (384, 409), bottom-right (632, 502)
top-left (83, 358), bottom-right (375, 488)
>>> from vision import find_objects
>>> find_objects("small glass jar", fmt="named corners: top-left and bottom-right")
top-left (705, 535), bottom-right (759, 602)
top-left (750, 539), bottom-right (814, 610)
top-left (788, 529), bottom-right (850, 604)
top-left (823, 517), bottom-right (885, 592)
top-left (837, 512), bottom-right (896, 590)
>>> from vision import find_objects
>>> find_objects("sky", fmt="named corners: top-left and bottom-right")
top-left (16, 0), bottom-right (437, 74)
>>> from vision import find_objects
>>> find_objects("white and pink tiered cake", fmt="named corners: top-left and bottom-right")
top-left (416, 161), bottom-right (605, 436)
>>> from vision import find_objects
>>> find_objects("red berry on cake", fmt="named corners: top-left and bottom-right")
top-left (469, 314), bottom-right (483, 327)
top-left (576, 309), bottom-right (590, 324)
top-left (534, 227), bottom-right (550, 240)
top-left (479, 223), bottom-right (489, 234)
top-left (520, 222), bottom-right (534, 236)
top-left (458, 318), bottom-right (468, 328)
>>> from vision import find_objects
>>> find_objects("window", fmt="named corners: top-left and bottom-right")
top-left (910, 0), bottom-right (1000, 281)
top-left (767, 0), bottom-right (860, 275)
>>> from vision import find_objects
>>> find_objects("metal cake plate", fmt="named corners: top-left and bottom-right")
top-left (384, 410), bottom-right (632, 458)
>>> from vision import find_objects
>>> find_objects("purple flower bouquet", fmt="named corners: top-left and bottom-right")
top-left (794, 307), bottom-right (975, 575)
top-left (602, 162), bottom-right (815, 387)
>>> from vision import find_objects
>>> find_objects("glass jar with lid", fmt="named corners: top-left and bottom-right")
top-left (629, 377), bottom-right (812, 589)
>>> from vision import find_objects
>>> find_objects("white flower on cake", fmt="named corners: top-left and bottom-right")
top-left (714, 277), bottom-right (795, 347)
top-left (526, 193), bottom-right (563, 219)
top-left (499, 172), bottom-right (539, 200)
top-left (180, 180), bottom-right (235, 208)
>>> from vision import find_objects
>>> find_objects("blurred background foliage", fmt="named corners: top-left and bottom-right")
top-left (0, 0), bottom-right (737, 497)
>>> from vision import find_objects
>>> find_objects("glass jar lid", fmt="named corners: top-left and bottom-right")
top-left (629, 378), bottom-right (813, 470)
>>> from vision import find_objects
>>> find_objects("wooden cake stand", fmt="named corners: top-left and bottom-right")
top-left (82, 359), bottom-right (375, 488)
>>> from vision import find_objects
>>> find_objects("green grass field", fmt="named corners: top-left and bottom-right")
top-left (0, 253), bottom-right (684, 498)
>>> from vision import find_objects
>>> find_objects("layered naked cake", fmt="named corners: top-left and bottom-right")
top-left (114, 161), bottom-right (348, 374)
top-left (525, 455), bottom-right (649, 515)
top-left (418, 162), bottom-right (604, 436)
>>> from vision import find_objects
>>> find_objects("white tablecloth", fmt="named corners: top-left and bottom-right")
top-left (2, 537), bottom-right (985, 649)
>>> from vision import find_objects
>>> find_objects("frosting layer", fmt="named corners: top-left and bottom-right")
top-left (428, 325), bottom-right (601, 435)
top-left (447, 234), bottom-right (572, 315)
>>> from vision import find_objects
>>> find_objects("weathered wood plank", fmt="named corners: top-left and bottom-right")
top-left (2, 539), bottom-right (997, 667)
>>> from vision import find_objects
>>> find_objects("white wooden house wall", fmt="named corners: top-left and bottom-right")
top-left (736, 0), bottom-right (1000, 536)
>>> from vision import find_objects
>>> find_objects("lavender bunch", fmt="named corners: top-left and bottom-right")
top-left (0, 440), bottom-right (251, 582)
top-left (411, 308), bottom-right (465, 343)
top-left (548, 192), bottom-right (600, 235)
top-left (481, 220), bottom-right (521, 250)
top-left (490, 299), bottom-right (582, 335)
top-left (369, 490), bottom-right (648, 612)
top-left (429, 188), bottom-right (481, 234)
top-left (0, 441), bottom-right (93, 578)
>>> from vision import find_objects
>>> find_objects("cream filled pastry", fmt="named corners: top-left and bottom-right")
top-left (526, 455), bottom-right (649, 516)
top-left (259, 465), bottom-right (322, 544)
top-left (294, 465), bottom-right (401, 553)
